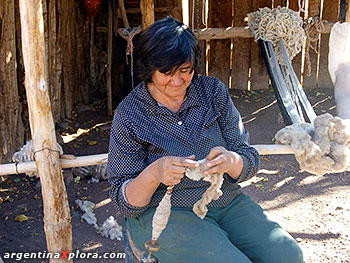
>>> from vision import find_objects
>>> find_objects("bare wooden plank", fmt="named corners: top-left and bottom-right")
top-left (194, 23), bottom-right (333, 39)
top-left (47, 0), bottom-right (63, 122)
top-left (172, 0), bottom-right (183, 21)
top-left (289, 0), bottom-right (304, 84)
top-left (207, 0), bottom-right (232, 86)
top-left (232, 0), bottom-right (251, 90)
top-left (318, 0), bottom-right (339, 89)
top-left (0, 0), bottom-right (25, 163)
top-left (250, 0), bottom-right (272, 90)
top-left (19, 1), bottom-right (72, 262)
top-left (126, 6), bottom-right (182, 14)
top-left (302, 0), bottom-right (321, 89)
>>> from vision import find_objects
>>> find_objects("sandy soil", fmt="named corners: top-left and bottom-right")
top-left (0, 87), bottom-right (349, 263)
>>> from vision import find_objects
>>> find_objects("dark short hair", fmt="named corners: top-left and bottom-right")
top-left (138, 17), bottom-right (201, 83)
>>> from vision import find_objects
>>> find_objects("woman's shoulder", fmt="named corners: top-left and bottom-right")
top-left (113, 83), bottom-right (148, 123)
top-left (194, 75), bottom-right (226, 91)
top-left (193, 75), bottom-right (227, 101)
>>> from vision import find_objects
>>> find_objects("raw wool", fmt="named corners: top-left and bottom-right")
top-left (12, 140), bottom-right (63, 177)
top-left (186, 159), bottom-right (224, 219)
top-left (75, 200), bottom-right (98, 228)
top-left (247, 6), bottom-right (305, 63)
top-left (151, 188), bottom-right (172, 241)
top-left (72, 164), bottom-right (108, 182)
top-left (97, 216), bottom-right (123, 241)
top-left (275, 113), bottom-right (350, 175)
top-left (75, 199), bottom-right (123, 241)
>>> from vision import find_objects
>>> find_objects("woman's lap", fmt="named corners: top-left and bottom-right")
top-left (126, 194), bottom-right (303, 263)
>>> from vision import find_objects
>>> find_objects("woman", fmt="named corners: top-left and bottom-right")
top-left (108, 17), bottom-right (304, 263)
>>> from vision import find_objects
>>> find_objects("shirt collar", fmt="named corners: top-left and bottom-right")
top-left (136, 79), bottom-right (204, 115)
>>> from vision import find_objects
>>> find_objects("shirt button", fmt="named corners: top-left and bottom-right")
top-left (177, 121), bottom-right (183, 125)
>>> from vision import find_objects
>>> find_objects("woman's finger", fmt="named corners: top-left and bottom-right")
top-left (206, 146), bottom-right (225, 161)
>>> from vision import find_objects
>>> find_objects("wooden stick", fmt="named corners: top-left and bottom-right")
top-left (106, 0), bottom-right (113, 116)
top-left (18, 1), bottom-right (72, 262)
top-left (0, 145), bottom-right (294, 177)
top-left (194, 23), bottom-right (334, 40)
top-left (118, 0), bottom-right (130, 28)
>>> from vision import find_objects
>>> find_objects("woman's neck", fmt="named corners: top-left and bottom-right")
top-left (147, 83), bottom-right (186, 113)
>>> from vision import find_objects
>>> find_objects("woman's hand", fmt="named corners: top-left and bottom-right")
top-left (205, 147), bottom-right (243, 180)
top-left (153, 155), bottom-right (199, 186)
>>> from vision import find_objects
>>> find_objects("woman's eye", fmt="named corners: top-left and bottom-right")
top-left (180, 69), bottom-right (191, 74)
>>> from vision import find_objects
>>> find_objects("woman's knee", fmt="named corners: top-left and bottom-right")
top-left (262, 238), bottom-right (304, 263)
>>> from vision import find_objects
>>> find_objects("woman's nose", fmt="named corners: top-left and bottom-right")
top-left (170, 73), bottom-right (183, 86)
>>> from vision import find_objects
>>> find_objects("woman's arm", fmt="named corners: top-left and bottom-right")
top-left (204, 78), bottom-right (260, 182)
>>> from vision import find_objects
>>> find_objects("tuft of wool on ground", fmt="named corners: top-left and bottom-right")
top-left (75, 200), bottom-right (123, 241)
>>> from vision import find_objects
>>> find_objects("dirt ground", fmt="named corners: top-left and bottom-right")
top-left (0, 87), bottom-right (349, 263)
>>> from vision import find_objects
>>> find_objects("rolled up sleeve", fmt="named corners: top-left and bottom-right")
top-left (107, 108), bottom-right (149, 218)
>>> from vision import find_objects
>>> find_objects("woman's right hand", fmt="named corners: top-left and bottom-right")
top-left (153, 155), bottom-right (199, 186)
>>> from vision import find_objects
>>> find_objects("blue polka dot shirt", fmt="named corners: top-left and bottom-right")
top-left (108, 75), bottom-right (260, 218)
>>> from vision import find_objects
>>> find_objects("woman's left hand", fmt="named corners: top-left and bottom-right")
top-left (205, 146), bottom-right (243, 180)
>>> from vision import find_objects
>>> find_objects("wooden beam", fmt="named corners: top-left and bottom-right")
top-left (107, 0), bottom-right (113, 116)
top-left (18, 1), bottom-right (72, 262)
top-left (126, 7), bottom-right (181, 14)
top-left (194, 23), bottom-right (334, 40)
top-left (0, 145), bottom-right (295, 176)
top-left (0, 154), bottom-right (108, 176)
top-left (140, 0), bottom-right (155, 29)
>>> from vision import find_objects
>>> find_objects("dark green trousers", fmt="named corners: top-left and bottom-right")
top-left (126, 194), bottom-right (304, 263)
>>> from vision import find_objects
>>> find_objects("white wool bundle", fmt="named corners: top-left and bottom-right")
top-left (275, 113), bottom-right (350, 175)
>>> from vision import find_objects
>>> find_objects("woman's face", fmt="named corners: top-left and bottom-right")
top-left (150, 62), bottom-right (194, 99)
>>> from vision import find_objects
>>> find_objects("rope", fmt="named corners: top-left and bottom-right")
top-left (117, 26), bottom-right (142, 89)
top-left (33, 147), bottom-right (61, 157)
top-left (303, 17), bottom-right (326, 76)
top-left (247, 7), bottom-right (305, 64)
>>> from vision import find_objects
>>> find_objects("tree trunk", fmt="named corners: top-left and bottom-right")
top-left (19, 1), bottom-right (72, 262)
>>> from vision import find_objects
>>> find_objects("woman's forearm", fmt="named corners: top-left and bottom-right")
top-left (125, 162), bottom-right (160, 207)
top-left (227, 151), bottom-right (244, 180)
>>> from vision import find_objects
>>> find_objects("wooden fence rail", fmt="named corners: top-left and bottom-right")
top-left (0, 145), bottom-right (294, 176)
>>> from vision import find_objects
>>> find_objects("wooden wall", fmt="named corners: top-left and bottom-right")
top-left (0, 0), bottom-right (25, 163)
top-left (192, 0), bottom-right (340, 90)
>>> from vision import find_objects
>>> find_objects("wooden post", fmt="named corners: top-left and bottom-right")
top-left (140, 0), bottom-right (155, 29)
top-left (18, 1), bottom-right (72, 262)
top-left (107, 0), bottom-right (113, 116)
